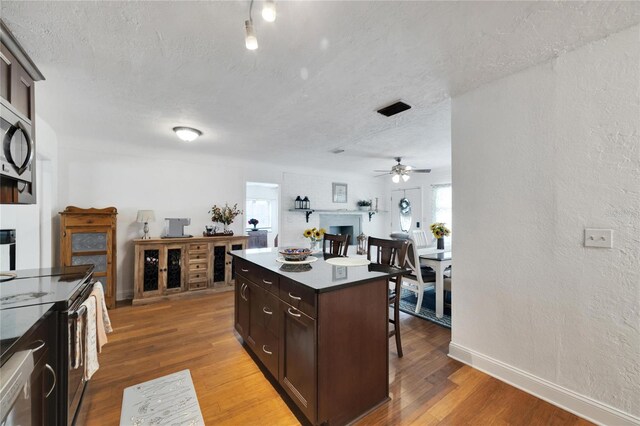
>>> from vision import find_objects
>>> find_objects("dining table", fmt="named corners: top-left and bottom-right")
top-left (417, 247), bottom-right (452, 318)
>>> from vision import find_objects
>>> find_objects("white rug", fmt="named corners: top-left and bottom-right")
top-left (120, 369), bottom-right (204, 426)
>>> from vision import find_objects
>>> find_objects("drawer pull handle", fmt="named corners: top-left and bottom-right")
top-left (262, 345), bottom-right (273, 355)
top-left (31, 340), bottom-right (45, 352)
top-left (263, 307), bottom-right (273, 315)
top-left (288, 293), bottom-right (301, 301)
top-left (262, 279), bottom-right (272, 285)
top-left (45, 363), bottom-right (56, 398)
top-left (241, 283), bottom-right (248, 301)
top-left (287, 307), bottom-right (301, 317)
top-left (241, 268), bottom-right (249, 272)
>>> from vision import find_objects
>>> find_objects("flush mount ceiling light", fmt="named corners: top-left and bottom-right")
top-left (244, 0), bottom-right (277, 50)
top-left (173, 126), bottom-right (202, 142)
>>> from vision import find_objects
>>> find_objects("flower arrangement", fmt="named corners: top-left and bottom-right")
top-left (303, 227), bottom-right (326, 242)
top-left (209, 203), bottom-right (243, 225)
top-left (248, 218), bottom-right (259, 230)
top-left (357, 200), bottom-right (372, 207)
top-left (429, 222), bottom-right (451, 239)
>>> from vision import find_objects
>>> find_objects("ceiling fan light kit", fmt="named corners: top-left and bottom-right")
top-left (245, 0), bottom-right (276, 50)
top-left (375, 157), bottom-right (431, 183)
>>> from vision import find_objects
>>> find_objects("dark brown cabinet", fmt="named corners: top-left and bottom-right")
top-left (0, 20), bottom-right (44, 205)
top-left (233, 256), bottom-right (390, 426)
top-left (279, 302), bottom-right (316, 421)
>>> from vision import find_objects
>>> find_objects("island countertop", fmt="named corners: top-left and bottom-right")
top-left (229, 247), bottom-right (406, 293)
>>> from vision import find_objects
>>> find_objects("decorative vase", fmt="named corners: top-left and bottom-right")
top-left (251, 226), bottom-right (258, 231)
top-left (437, 238), bottom-right (445, 250)
top-left (358, 205), bottom-right (369, 211)
top-left (310, 239), bottom-right (322, 252)
top-left (224, 223), bottom-right (229, 232)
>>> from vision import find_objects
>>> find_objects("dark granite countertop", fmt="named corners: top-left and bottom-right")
top-left (0, 303), bottom-right (54, 364)
top-left (229, 248), bottom-right (407, 293)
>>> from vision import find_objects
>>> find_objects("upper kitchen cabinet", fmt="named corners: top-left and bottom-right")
top-left (0, 20), bottom-right (45, 205)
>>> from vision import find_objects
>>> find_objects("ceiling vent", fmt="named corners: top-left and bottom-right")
top-left (377, 101), bottom-right (411, 117)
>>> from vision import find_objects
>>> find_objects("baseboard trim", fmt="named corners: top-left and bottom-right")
top-left (448, 342), bottom-right (639, 426)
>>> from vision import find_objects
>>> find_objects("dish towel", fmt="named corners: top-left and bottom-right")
top-left (82, 295), bottom-right (100, 381)
top-left (90, 281), bottom-right (113, 352)
top-left (72, 310), bottom-right (84, 370)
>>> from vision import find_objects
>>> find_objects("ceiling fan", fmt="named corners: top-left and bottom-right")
top-left (374, 157), bottom-right (431, 183)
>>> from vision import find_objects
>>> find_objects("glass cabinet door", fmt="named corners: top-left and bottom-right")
top-left (212, 243), bottom-right (228, 287)
top-left (141, 247), bottom-right (161, 295)
top-left (68, 228), bottom-right (111, 282)
top-left (165, 247), bottom-right (184, 292)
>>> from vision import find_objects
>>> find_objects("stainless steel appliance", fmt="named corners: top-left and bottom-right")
top-left (0, 265), bottom-right (94, 425)
top-left (0, 348), bottom-right (50, 425)
top-left (163, 217), bottom-right (192, 238)
top-left (1, 101), bottom-right (34, 186)
top-left (0, 229), bottom-right (16, 271)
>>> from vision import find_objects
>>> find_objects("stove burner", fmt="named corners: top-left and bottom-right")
top-left (0, 291), bottom-right (50, 305)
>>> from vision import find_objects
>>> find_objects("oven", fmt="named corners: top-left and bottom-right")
top-left (61, 277), bottom-right (95, 426)
top-left (0, 100), bottom-right (34, 185)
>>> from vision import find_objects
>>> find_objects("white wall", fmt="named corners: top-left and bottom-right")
top-left (450, 25), bottom-right (639, 423)
top-left (0, 115), bottom-right (58, 271)
top-left (56, 140), bottom-right (389, 300)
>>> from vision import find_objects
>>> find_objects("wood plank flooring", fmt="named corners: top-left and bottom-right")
top-left (76, 292), bottom-right (591, 425)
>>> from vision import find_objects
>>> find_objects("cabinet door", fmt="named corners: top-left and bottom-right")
top-left (163, 245), bottom-right (185, 293)
top-left (211, 242), bottom-right (229, 287)
top-left (279, 303), bottom-right (316, 422)
top-left (227, 241), bottom-right (246, 286)
top-left (235, 276), bottom-right (252, 342)
top-left (68, 227), bottom-right (113, 298)
top-left (137, 245), bottom-right (163, 298)
top-left (256, 289), bottom-right (279, 377)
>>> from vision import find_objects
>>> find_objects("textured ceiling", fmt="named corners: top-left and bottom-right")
top-left (2, 1), bottom-right (638, 175)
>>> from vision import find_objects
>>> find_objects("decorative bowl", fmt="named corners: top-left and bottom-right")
top-left (279, 248), bottom-right (312, 262)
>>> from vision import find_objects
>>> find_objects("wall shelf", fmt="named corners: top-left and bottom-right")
top-left (288, 209), bottom-right (387, 223)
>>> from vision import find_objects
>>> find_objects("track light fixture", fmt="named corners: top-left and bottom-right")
top-left (244, 0), bottom-right (277, 50)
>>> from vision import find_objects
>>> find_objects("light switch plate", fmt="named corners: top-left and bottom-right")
top-left (584, 229), bottom-right (613, 248)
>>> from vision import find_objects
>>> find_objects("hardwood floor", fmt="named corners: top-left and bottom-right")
top-left (76, 292), bottom-right (591, 425)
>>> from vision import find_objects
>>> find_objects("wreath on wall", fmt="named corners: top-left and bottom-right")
top-left (399, 198), bottom-right (411, 214)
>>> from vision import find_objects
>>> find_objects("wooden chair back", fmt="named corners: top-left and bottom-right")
top-left (367, 236), bottom-right (408, 267)
top-left (410, 230), bottom-right (431, 248)
top-left (322, 233), bottom-right (349, 256)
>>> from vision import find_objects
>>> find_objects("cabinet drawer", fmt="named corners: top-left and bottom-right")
top-left (280, 278), bottom-right (316, 319)
top-left (189, 280), bottom-right (207, 290)
top-left (235, 258), bottom-right (279, 294)
top-left (189, 271), bottom-right (207, 283)
top-left (64, 215), bottom-right (112, 227)
top-left (261, 289), bottom-right (280, 336)
top-left (189, 262), bottom-right (208, 272)
top-left (189, 243), bottom-right (207, 251)
top-left (188, 252), bottom-right (208, 262)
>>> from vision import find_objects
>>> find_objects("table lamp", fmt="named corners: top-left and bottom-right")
top-left (136, 210), bottom-right (155, 239)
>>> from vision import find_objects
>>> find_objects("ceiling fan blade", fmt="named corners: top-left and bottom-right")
top-left (374, 173), bottom-right (391, 177)
top-left (411, 169), bottom-right (432, 173)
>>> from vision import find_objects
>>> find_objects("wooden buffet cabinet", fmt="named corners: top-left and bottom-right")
top-left (230, 249), bottom-right (404, 425)
top-left (133, 235), bottom-right (248, 304)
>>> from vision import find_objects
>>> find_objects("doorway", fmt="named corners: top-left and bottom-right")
top-left (390, 187), bottom-right (423, 233)
top-left (245, 182), bottom-right (279, 248)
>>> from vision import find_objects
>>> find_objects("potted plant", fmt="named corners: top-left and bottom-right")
top-left (303, 227), bottom-right (326, 252)
top-left (248, 218), bottom-right (259, 231)
top-left (209, 203), bottom-right (243, 234)
top-left (357, 200), bottom-right (372, 211)
top-left (429, 222), bottom-right (451, 250)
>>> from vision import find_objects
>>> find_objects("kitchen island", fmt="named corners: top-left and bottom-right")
top-left (229, 248), bottom-right (406, 426)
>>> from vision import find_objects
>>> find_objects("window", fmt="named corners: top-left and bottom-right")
top-left (246, 198), bottom-right (273, 229)
top-left (432, 184), bottom-right (452, 232)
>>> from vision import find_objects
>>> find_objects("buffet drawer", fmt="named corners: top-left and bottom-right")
top-left (188, 252), bottom-right (208, 262)
top-left (280, 278), bottom-right (316, 319)
top-left (189, 280), bottom-right (207, 290)
top-left (189, 271), bottom-right (207, 283)
top-left (189, 243), bottom-right (207, 251)
top-left (189, 262), bottom-right (207, 272)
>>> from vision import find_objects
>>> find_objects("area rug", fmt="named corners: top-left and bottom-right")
top-left (398, 288), bottom-right (451, 329)
top-left (120, 369), bottom-right (204, 426)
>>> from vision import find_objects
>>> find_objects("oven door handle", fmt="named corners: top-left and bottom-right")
top-left (45, 363), bottom-right (56, 398)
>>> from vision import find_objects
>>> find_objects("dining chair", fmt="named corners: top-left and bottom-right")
top-left (367, 237), bottom-right (409, 358)
top-left (322, 233), bottom-right (350, 256)
top-left (402, 240), bottom-right (437, 313)
top-left (410, 230), bottom-right (432, 248)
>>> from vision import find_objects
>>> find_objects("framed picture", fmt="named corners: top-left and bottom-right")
top-left (332, 182), bottom-right (348, 203)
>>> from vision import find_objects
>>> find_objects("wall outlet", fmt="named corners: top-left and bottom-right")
top-left (584, 229), bottom-right (613, 248)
